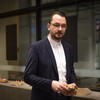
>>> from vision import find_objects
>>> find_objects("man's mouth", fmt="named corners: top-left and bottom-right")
top-left (56, 31), bottom-right (62, 34)
top-left (56, 33), bottom-right (63, 36)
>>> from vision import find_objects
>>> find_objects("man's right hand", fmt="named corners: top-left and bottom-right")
top-left (51, 81), bottom-right (77, 96)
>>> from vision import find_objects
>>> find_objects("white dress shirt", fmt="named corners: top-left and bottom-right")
top-left (48, 36), bottom-right (67, 84)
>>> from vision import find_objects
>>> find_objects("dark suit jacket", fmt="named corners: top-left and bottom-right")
top-left (24, 38), bottom-right (76, 100)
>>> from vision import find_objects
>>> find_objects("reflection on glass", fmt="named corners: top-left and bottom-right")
top-left (19, 13), bottom-right (36, 66)
top-left (41, 10), bottom-right (56, 39)
top-left (0, 0), bottom-right (100, 92)
top-left (0, 0), bottom-right (19, 13)
top-left (0, 13), bottom-right (36, 80)
top-left (31, 13), bottom-right (36, 43)
top-left (41, 6), bottom-right (100, 92)
top-left (41, 0), bottom-right (56, 4)
top-left (96, 18), bottom-right (100, 70)
top-left (31, 0), bottom-right (36, 6)
top-left (0, 0), bottom-right (36, 13)
top-left (19, 0), bottom-right (36, 9)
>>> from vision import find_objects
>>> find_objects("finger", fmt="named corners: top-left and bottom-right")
top-left (72, 83), bottom-right (78, 89)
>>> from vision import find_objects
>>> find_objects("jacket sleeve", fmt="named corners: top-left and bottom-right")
top-left (24, 44), bottom-right (52, 93)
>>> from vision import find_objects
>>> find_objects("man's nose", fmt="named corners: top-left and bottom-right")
top-left (58, 26), bottom-right (62, 30)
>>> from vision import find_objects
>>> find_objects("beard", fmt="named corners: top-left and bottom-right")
top-left (51, 31), bottom-right (64, 41)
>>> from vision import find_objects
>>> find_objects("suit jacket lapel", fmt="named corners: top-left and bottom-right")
top-left (44, 38), bottom-right (58, 77)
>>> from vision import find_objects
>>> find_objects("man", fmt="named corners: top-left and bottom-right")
top-left (24, 11), bottom-right (77, 100)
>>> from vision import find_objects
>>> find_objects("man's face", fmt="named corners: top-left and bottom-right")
top-left (47, 14), bottom-right (67, 41)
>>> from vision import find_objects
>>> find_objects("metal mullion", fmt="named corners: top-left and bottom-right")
top-left (36, 0), bottom-right (41, 41)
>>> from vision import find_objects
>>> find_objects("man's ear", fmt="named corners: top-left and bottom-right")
top-left (47, 23), bottom-right (50, 30)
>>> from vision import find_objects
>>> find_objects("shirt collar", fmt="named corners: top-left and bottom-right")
top-left (47, 36), bottom-right (61, 47)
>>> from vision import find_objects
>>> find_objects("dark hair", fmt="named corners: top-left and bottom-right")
top-left (48, 11), bottom-right (66, 24)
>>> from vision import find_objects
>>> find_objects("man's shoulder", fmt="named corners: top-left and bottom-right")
top-left (30, 38), bottom-right (48, 47)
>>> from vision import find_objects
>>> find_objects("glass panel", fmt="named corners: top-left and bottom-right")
top-left (41, 6), bottom-right (77, 39)
top-left (0, 0), bottom-right (36, 13)
top-left (31, 13), bottom-right (36, 43)
top-left (95, 17), bottom-right (100, 70)
top-left (0, 0), bottom-right (19, 13)
top-left (75, 2), bottom-right (100, 91)
top-left (94, 1), bottom-right (100, 71)
top-left (19, 13), bottom-right (36, 66)
top-left (19, 0), bottom-right (36, 9)
top-left (0, 0), bottom-right (100, 92)
top-left (41, 4), bottom-right (100, 91)
top-left (0, 13), bottom-right (36, 80)
top-left (31, 0), bottom-right (36, 6)
top-left (41, 0), bottom-right (78, 5)
top-left (41, 9), bottom-right (56, 39)
top-left (41, 0), bottom-right (56, 4)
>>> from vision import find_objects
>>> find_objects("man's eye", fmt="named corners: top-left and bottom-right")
top-left (54, 24), bottom-right (59, 27)
top-left (62, 25), bottom-right (66, 27)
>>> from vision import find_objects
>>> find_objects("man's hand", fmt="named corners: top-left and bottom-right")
top-left (51, 80), bottom-right (69, 93)
top-left (51, 81), bottom-right (77, 96)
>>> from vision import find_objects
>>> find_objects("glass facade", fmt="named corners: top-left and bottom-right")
top-left (0, 12), bottom-right (36, 80)
top-left (41, 9), bottom-right (56, 39)
top-left (0, 0), bottom-right (36, 13)
top-left (0, 0), bottom-right (100, 91)
top-left (41, 0), bottom-right (56, 4)
top-left (95, 16), bottom-right (100, 69)
top-left (39, 1), bottom-right (100, 91)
